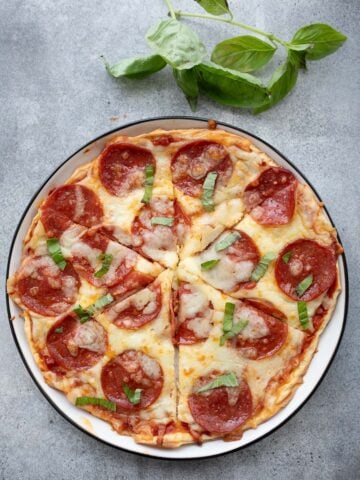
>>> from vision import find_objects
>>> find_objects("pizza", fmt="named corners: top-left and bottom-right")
top-left (7, 125), bottom-right (342, 448)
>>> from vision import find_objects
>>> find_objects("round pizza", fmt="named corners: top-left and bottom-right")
top-left (7, 125), bottom-right (342, 448)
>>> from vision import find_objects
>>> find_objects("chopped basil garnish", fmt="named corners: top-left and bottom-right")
top-left (151, 216), bottom-right (174, 226)
top-left (282, 251), bottom-right (292, 264)
top-left (201, 259), bottom-right (220, 271)
top-left (295, 274), bottom-right (313, 297)
top-left (250, 252), bottom-right (276, 282)
top-left (73, 304), bottom-right (91, 323)
top-left (222, 302), bottom-right (235, 333)
top-left (141, 164), bottom-right (154, 204)
top-left (201, 171), bottom-right (218, 212)
top-left (220, 320), bottom-right (248, 346)
top-left (123, 384), bottom-right (142, 405)
top-left (47, 238), bottom-right (67, 271)
top-left (297, 301), bottom-right (310, 329)
top-left (54, 326), bottom-right (64, 334)
top-left (196, 372), bottom-right (239, 394)
top-left (73, 293), bottom-right (114, 323)
top-left (215, 232), bottom-right (241, 252)
top-left (94, 253), bottom-right (113, 278)
top-left (75, 396), bottom-right (116, 412)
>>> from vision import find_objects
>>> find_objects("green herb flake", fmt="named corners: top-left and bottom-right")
top-left (94, 253), bottom-right (113, 278)
top-left (74, 294), bottom-right (114, 324)
top-left (196, 372), bottom-right (239, 394)
top-left (201, 171), bottom-right (218, 211)
top-left (250, 252), bottom-right (276, 282)
top-left (201, 259), bottom-right (220, 271)
top-left (54, 326), bottom-right (64, 334)
top-left (123, 384), bottom-right (142, 405)
top-left (295, 274), bottom-right (313, 297)
top-left (220, 319), bottom-right (248, 346)
top-left (141, 164), bottom-right (154, 204)
top-left (282, 251), bottom-right (292, 264)
top-left (151, 216), bottom-right (174, 226)
top-left (297, 301), bottom-right (310, 329)
top-left (75, 396), bottom-right (116, 412)
top-left (215, 232), bottom-right (241, 252)
top-left (46, 238), bottom-right (67, 271)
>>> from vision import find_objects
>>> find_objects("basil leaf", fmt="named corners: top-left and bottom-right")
top-left (282, 251), bottom-right (292, 264)
top-left (123, 384), bottom-right (142, 405)
top-left (215, 232), bottom-right (241, 252)
top-left (73, 304), bottom-right (91, 324)
top-left (295, 274), bottom-right (313, 297)
top-left (197, 62), bottom-right (269, 108)
top-left (297, 301), bottom-right (310, 329)
top-left (220, 319), bottom-right (248, 345)
top-left (74, 294), bottom-right (114, 324)
top-left (146, 19), bottom-right (206, 70)
top-left (291, 23), bottom-right (347, 61)
top-left (54, 327), bottom-right (64, 334)
top-left (196, 372), bottom-right (238, 393)
top-left (151, 216), bottom-right (174, 226)
top-left (254, 51), bottom-right (299, 113)
top-left (75, 396), bottom-right (116, 412)
top-left (47, 238), bottom-right (67, 271)
top-left (201, 259), bottom-right (220, 270)
top-left (105, 54), bottom-right (166, 79)
top-left (211, 35), bottom-right (276, 73)
top-left (94, 253), bottom-right (113, 278)
top-left (195, 0), bottom-right (231, 16)
top-left (173, 68), bottom-right (199, 111)
top-left (91, 293), bottom-right (114, 312)
top-left (250, 252), bottom-right (276, 282)
top-left (141, 164), bottom-right (154, 204)
top-left (201, 171), bottom-right (218, 211)
top-left (222, 302), bottom-right (235, 332)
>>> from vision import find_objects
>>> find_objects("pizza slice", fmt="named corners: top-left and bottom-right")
top-left (173, 268), bottom-right (318, 443)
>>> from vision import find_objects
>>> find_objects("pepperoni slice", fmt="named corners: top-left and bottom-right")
top-left (41, 184), bottom-right (104, 237)
top-left (199, 230), bottom-right (260, 291)
top-left (108, 271), bottom-right (155, 300)
top-left (188, 372), bottom-right (252, 433)
top-left (106, 283), bottom-right (162, 329)
top-left (244, 167), bottom-right (297, 225)
top-left (230, 300), bottom-right (288, 360)
top-left (46, 315), bottom-right (106, 372)
top-left (70, 229), bottom-right (137, 288)
top-left (99, 143), bottom-right (155, 197)
top-left (176, 283), bottom-right (213, 345)
top-left (101, 350), bottom-right (163, 411)
top-left (16, 255), bottom-right (80, 316)
top-left (275, 239), bottom-right (337, 301)
top-left (131, 198), bottom-right (177, 262)
top-left (171, 141), bottom-right (233, 197)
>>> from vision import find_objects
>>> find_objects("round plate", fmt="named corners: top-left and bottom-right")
top-left (6, 117), bottom-right (348, 460)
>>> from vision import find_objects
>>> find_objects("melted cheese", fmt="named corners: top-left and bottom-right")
top-left (68, 320), bottom-right (106, 355)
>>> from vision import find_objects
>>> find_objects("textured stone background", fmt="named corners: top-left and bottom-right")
top-left (1, 1), bottom-right (359, 478)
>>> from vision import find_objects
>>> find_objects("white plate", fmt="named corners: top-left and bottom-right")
top-left (6, 117), bottom-right (348, 460)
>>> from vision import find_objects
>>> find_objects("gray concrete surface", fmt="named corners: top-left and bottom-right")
top-left (1, 0), bottom-right (359, 478)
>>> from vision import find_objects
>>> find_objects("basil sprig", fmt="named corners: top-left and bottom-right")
top-left (75, 396), bottom-right (116, 412)
top-left (123, 384), bottom-right (142, 405)
top-left (47, 238), bottom-right (67, 271)
top-left (94, 253), bottom-right (113, 278)
top-left (105, 2), bottom-right (346, 113)
top-left (196, 372), bottom-right (238, 393)
top-left (74, 293), bottom-right (114, 323)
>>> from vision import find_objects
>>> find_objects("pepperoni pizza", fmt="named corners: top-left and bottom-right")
top-left (7, 126), bottom-right (342, 447)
